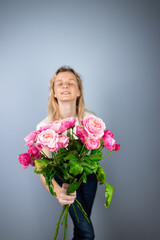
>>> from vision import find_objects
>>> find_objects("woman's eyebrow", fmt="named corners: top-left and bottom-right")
top-left (56, 78), bottom-right (76, 82)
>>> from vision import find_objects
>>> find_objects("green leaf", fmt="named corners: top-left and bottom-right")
top-left (64, 151), bottom-right (79, 161)
top-left (82, 172), bottom-right (87, 183)
top-left (74, 139), bottom-right (83, 151)
top-left (105, 183), bottom-right (113, 208)
top-left (96, 165), bottom-right (106, 184)
top-left (34, 159), bottom-right (51, 171)
top-left (69, 160), bottom-right (83, 175)
top-left (84, 155), bottom-right (102, 161)
top-left (67, 182), bottom-right (81, 194)
top-left (83, 166), bottom-right (93, 175)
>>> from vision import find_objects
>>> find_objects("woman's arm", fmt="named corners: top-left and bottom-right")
top-left (40, 148), bottom-right (76, 206)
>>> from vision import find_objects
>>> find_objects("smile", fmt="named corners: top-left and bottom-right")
top-left (61, 91), bottom-right (71, 95)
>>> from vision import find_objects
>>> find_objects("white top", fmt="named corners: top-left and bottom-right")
top-left (36, 109), bottom-right (94, 130)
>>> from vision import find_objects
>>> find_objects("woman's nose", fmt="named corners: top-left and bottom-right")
top-left (62, 82), bottom-right (69, 88)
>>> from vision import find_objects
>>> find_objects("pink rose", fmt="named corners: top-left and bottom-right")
top-left (85, 136), bottom-right (100, 150)
top-left (61, 117), bottom-right (77, 129)
top-left (82, 115), bottom-right (106, 138)
top-left (51, 120), bottom-right (66, 134)
top-left (113, 144), bottom-right (120, 151)
top-left (103, 130), bottom-right (114, 138)
top-left (18, 153), bottom-right (31, 169)
top-left (24, 131), bottom-right (37, 146)
top-left (39, 124), bottom-right (52, 132)
top-left (76, 126), bottom-right (88, 144)
top-left (28, 146), bottom-right (41, 159)
top-left (37, 129), bottom-right (59, 151)
top-left (103, 135), bottom-right (115, 151)
top-left (57, 135), bottom-right (69, 148)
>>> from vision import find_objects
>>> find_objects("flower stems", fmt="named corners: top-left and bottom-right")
top-left (54, 206), bottom-right (66, 240)
top-left (101, 149), bottom-right (115, 160)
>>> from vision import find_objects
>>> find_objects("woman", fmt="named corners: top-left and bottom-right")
top-left (37, 66), bottom-right (97, 240)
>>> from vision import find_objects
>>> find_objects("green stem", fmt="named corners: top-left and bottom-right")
top-left (63, 205), bottom-right (69, 240)
top-left (72, 203), bottom-right (79, 223)
top-left (101, 149), bottom-right (115, 160)
top-left (75, 199), bottom-right (90, 223)
top-left (54, 206), bottom-right (66, 240)
top-left (79, 137), bottom-right (88, 157)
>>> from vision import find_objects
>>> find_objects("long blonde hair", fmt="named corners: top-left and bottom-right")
top-left (48, 66), bottom-right (85, 123)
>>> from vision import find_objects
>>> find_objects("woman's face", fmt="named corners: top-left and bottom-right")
top-left (54, 71), bottom-right (80, 103)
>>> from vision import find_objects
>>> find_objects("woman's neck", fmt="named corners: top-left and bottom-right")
top-left (58, 101), bottom-right (77, 119)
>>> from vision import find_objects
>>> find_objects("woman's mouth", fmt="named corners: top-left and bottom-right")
top-left (61, 91), bottom-right (71, 95)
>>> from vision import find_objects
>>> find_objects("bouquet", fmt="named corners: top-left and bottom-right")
top-left (18, 115), bottom-right (120, 240)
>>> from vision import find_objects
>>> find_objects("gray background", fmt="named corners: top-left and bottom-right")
top-left (0, 0), bottom-right (160, 239)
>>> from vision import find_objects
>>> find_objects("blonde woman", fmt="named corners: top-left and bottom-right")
top-left (37, 66), bottom-right (97, 240)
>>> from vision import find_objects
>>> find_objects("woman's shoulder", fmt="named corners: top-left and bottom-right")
top-left (36, 116), bottom-right (50, 130)
top-left (84, 109), bottom-right (95, 116)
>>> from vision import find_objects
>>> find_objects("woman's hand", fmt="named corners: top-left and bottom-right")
top-left (58, 183), bottom-right (76, 207)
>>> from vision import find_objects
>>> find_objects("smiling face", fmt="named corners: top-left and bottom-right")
top-left (53, 71), bottom-right (81, 103)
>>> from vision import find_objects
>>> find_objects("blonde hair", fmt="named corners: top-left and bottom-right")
top-left (48, 66), bottom-right (85, 123)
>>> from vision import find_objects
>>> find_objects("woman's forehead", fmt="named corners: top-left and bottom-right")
top-left (55, 71), bottom-right (77, 81)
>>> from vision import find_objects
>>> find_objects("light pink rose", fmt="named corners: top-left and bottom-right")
top-left (51, 120), bottom-right (66, 134)
top-left (24, 131), bottom-right (37, 146)
top-left (85, 136), bottom-right (100, 150)
top-left (61, 117), bottom-right (77, 129)
top-left (82, 115), bottom-right (106, 138)
top-left (37, 129), bottom-right (59, 151)
top-left (18, 153), bottom-right (31, 169)
top-left (28, 146), bottom-right (41, 159)
top-left (76, 126), bottom-right (88, 144)
top-left (103, 135), bottom-right (115, 151)
top-left (57, 135), bottom-right (69, 148)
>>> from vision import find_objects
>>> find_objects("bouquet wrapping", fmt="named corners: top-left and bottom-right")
top-left (18, 115), bottom-right (120, 240)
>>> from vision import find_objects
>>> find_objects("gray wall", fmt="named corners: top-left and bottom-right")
top-left (0, 0), bottom-right (160, 239)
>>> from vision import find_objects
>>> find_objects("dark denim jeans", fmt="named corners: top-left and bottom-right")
top-left (54, 174), bottom-right (98, 240)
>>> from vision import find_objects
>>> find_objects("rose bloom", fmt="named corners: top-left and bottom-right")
top-left (18, 153), bottom-right (31, 169)
top-left (57, 135), bottom-right (69, 148)
top-left (113, 144), bottom-right (120, 151)
top-left (24, 131), bottom-right (38, 147)
top-left (61, 117), bottom-right (77, 129)
top-left (37, 129), bottom-right (59, 151)
top-left (76, 126), bottom-right (88, 144)
top-left (103, 135), bottom-right (115, 151)
top-left (39, 124), bottom-right (52, 132)
top-left (85, 136), bottom-right (100, 150)
top-left (51, 120), bottom-right (66, 134)
top-left (103, 130), bottom-right (114, 138)
top-left (28, 146), bottom-right (41, 159)
top-left (82, 115), bottom-right (106, 139)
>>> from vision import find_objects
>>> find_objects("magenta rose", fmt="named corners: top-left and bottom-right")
top-left (28, 146), bottom-right (41, 159)
top-left (37, 129), bottom-right (59, 151)
top-left (85, 136), bottom-right (100, 150)
top-left (76, 126), bottom-right (88, 144)
top-left (113, 144), bottom-right (120, 151)
top-left (61, 117), bottom-right (77, 129)
top-left (24, 131), bottom-right (38, 146)
top-left (18, 153), bottom-right (31, 169)
top-left (57, 135), bottom-right (69, 148)
top-left (82, 115), bottom-right (106, 139)
top-left (103, 130), bottom-right (114, 138)
top-left (103, 135), bottom-right (115, 151)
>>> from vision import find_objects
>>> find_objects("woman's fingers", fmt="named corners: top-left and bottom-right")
top-left (58, 183), bottom-right (76, 206)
